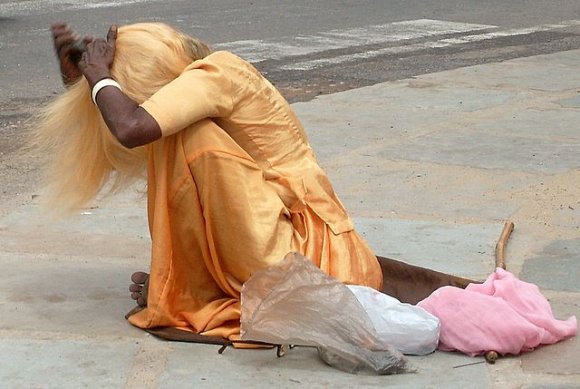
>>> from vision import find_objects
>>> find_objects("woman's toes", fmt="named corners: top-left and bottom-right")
top-left (131, 271), bottom-right (149, 284)
top-left (129, 284), bottom-right (142, 293)
top-left (129, 271), bottom-right (149, 307)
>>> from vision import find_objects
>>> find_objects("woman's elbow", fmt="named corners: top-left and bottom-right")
top-left (115, 124), bottom-right (141, 149)
top-left (118, 137), bottom-right (140, 149)
top-left (114, 113), bottom-right (161, 149)
top-left (114, 119), bottom-right (150, 149)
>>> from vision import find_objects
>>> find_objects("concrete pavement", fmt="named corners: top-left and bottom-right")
top-left (0, 48), bottom-right (578, 388)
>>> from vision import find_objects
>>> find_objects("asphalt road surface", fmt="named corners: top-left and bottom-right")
top-left (1, 0), bottom-right (580, 104)
top-left (0, 0), bottom-right (579, 200)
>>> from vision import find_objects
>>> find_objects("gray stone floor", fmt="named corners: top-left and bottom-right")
top-left (0, 49), bottom-right (578, 388)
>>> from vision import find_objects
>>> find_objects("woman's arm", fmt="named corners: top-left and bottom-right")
top-left (79, 25), bottom-right (161, 148)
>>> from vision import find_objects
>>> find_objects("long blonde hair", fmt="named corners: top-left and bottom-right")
top-left (33, 23), bottom-right (211, 213)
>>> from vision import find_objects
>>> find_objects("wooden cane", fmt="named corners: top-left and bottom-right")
top-left (485, 220), bottom-right (515, 363)
top-left (494, 221), bottom-right (514, 270)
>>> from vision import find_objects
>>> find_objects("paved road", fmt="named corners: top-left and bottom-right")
top-left (0, 1), bottom-right (579, 200)
top-left (1, 0), bottom-right (579, 104)
top-left (0, 3), bottom-right (578, 386)
top-left (0, 46), bottom-right (578, 389)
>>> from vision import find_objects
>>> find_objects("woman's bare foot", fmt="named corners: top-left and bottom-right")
top-left (129, 271), bottom-right (149, 307)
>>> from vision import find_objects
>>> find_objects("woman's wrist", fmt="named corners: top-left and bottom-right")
top-left (84, 68), bottom-right (113, 88)
top-left (91, 78), bottom-right (122, 104)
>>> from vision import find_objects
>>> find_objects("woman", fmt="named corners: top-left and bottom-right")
top-left (40, 22), bottom-right (471, 342)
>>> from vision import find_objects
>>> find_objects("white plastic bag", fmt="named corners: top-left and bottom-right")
top-left (240, 252), bottom-right (414, 374)
top-left (347, 285), bottom-right (440, 355)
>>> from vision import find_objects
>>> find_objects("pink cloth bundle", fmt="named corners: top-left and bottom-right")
top-left (418, 268), bottom-right (577, 356)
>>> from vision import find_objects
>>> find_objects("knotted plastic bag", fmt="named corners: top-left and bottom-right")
top-left (240, 252), bottom-right (413, 374)
top-left (347, 285), bottom-right (440, 355)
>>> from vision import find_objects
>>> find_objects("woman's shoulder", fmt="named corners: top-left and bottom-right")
top-left (186, 50), bottom-right (265, 86)
top-left (188, 50), bottom-right (248, 68)
top-left (174, 51), bottom-right (248, 82)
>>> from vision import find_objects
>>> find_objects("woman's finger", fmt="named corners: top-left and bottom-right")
top-left (106, 24), bottom-right (117, 62)
top-left (106, 24), bottom-right (117, 48)
top-left (51, 22), bottom-right (68, 38)
top-left (54, 34), bottom-right (76, 54)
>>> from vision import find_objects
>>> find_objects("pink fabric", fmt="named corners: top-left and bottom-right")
top-left (417, 268), bottom-right (577, 356)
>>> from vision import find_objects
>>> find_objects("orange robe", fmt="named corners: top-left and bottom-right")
top-left (127, 51), bottom-right (382, 339)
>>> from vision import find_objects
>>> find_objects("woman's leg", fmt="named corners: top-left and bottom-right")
top-left (378, 255), bottom-right (476, 305)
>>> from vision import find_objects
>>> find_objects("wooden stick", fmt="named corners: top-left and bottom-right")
top-left (494, 221), bottom-right (514, 270)
top-left (485, 220), bottom-right (515, 363)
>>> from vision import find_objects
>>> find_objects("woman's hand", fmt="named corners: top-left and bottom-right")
top-left (74, 23), bottom-right (162, 148)
top-left (78, 25), bottom-right (118, 88)
top-left (51, 22), bottom-right (92, 85)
